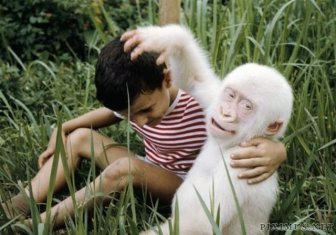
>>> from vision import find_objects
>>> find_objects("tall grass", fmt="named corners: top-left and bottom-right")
top-left (0, 0), bottom-right (335, 234)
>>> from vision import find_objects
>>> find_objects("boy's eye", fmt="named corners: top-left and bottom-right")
top-left (141, 107), bottom-right (152, 113)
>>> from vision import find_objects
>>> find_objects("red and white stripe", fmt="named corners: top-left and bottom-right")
top-left (131, 90), bottom-right (207, 176)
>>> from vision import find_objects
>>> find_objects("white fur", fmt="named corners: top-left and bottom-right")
top-left (135, 25), bottom-right (293, 235)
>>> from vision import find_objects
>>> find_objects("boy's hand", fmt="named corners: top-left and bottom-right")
top-left (38, 128), bottom-right (67, 169)
top-left (38, 148), bottom-right (53, 169)
top-left (230, 137), bottom-right (286, 184)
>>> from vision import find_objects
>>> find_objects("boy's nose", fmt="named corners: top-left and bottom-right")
top-left (132, 116), bottom-right (148, 127)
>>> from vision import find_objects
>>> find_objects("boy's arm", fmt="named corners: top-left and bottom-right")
top-left (38, 107), bottom-right (120, 168)
top-left (122, 24), bottom-right (221, 108)
top-left (61, 107), bottom-right (120, 134)
top-left (230, 138), bottom-right (287, 184)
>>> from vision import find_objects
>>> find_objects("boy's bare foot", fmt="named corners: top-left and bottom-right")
top-left (10, 219), bottom-right (33, 234)
top-left (1, 193), bottom-right (30, 219)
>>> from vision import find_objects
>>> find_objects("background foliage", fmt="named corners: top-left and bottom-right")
top-left (0, 0), bottom-right (335, 234)
top-left (0, 0), bottom-right (151, 62)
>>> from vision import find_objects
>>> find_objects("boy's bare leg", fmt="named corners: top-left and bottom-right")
top-left (25, 157), bottom-right (183, 228)
top-left (2, 128), bottom-right (134, 218)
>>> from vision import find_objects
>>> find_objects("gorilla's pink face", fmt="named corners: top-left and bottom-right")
top-left (207, 87), bottom-right (255, 140)
top-left (205, 63), bottom-right (294, 146)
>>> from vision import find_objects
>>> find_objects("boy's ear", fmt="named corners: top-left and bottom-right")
top-left (163, 70), bottom-right (172, 87)
top-left (266, 121), bottom-right (283, 136)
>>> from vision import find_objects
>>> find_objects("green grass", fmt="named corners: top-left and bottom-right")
top-left (0, 0), bottom-right (335, 234)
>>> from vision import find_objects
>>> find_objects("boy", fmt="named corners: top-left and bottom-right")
top-left (2, 35), bottom-right (286, 229)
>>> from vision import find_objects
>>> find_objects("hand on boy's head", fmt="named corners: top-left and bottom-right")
top-left (156, 52), bottom-right (167, 66)
top-left (121, 30), bottom-right (143, 60)
top-left (120, 30), bottom-right (137, 46)
top-left (121, 29), bottom-right (167, 66)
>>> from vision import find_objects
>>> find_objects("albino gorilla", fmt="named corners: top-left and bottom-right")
top-left (122, 25), bottom-right (293, 235)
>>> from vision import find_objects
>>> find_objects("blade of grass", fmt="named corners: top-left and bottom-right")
top-left (193, 187), bottom-right (222, 235)
top-left (218, 146), bottom-right (246, 235)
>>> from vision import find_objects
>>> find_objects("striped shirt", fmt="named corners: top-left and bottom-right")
top-left (131, 90), bottom-right (207, 176)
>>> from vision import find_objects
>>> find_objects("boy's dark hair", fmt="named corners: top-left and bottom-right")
top-left (95, 36), bottom-right (166, 111)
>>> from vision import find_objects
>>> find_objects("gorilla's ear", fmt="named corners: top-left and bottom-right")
top-left (266, 121), bottom-right (283, 136)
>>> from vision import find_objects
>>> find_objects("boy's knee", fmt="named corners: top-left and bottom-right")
top-left (101, 158), bottom-right (140, 190)
top-left (67, 128), bottom-right (91, 150)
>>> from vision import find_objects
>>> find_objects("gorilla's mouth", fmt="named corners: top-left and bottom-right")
top-left (211, 118), bottom-right (236, 134)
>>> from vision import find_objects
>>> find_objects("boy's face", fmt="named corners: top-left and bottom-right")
top-left (115, 74), bottom-right (174, 127)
